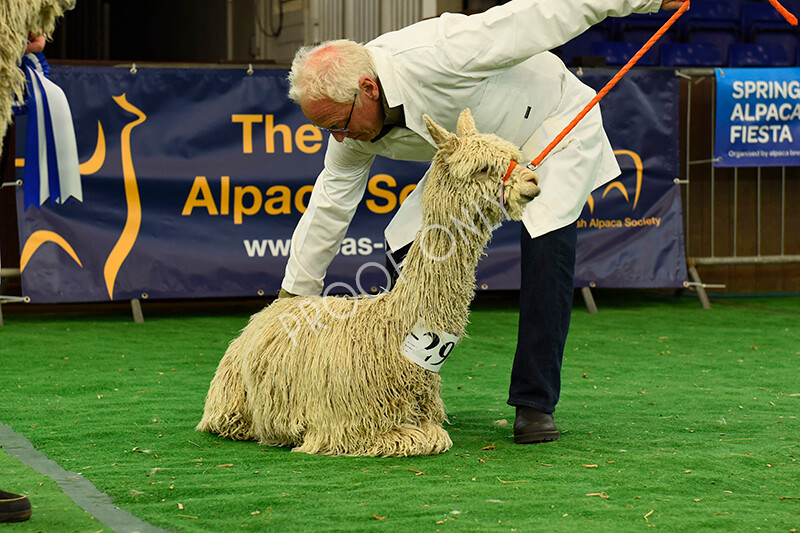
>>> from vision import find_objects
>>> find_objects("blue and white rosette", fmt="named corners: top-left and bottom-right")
top-left (13, 52), bottom-right (82, 209)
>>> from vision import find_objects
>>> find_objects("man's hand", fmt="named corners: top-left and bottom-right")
top-left (25, 33), bottom-right (46, 53)
top-left (661, 0), bottom-right (687, 10)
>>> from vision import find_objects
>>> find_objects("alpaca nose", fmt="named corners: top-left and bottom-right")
top-left (518, 167), bottom-right (540, 198)
top-left (522, 169), bottom-right (538, 186)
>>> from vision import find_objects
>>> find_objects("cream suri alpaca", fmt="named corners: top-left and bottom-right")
top-left (0, 0), bottom-right (74, 153)
top-left (197, 109), bottom-right (540, 457)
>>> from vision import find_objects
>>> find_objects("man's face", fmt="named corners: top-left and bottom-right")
top-left (301, 80), bottom-right (384, 143)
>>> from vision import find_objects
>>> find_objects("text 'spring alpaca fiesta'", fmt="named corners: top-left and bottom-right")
top-left (197, 109), bottom-right (540, 457)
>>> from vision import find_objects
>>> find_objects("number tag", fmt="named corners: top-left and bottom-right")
top-left (401, 322), bottom-right (461, 372)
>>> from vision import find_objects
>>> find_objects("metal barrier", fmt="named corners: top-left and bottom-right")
top-left (0, 178), bottom-right (24, 324)
top-left (677, 68), bottom-right (800, 308)
top-left (0, 268), bottom-right (28, 326)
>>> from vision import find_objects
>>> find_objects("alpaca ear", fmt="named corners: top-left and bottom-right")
top-left (423, 114), bottom-right (456, 148)
top-left (456, 108), bottom-right (477, 137)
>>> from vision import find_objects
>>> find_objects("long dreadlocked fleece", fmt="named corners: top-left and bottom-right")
top-left (0, 0), bottom-right (74, 153)
top-left (197, 109), bottom-right (540, 457)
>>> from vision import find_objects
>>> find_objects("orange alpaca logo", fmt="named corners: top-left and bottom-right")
top-left (18, 94), bottom-right (146, 300)
top-left (585, 150), bottom-right (644, 214)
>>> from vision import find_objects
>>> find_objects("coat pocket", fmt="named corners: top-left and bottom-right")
top-left (471, 64), bottom-right (563, 147)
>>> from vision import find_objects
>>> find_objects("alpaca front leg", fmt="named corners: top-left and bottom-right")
top-left (196, 347), bottom-right (253, 441)
top-left (419, 421), bottom-right (453, 455)
top-left (291, 423), bottom-right (452, 457)
top-left (365, 423), bottom-right (452, 457)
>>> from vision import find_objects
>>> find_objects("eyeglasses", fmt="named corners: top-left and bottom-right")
top-left (319, 92), bottom-right (358, 134)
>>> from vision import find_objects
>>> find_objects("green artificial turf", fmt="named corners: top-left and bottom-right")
top-left (0, 450), bottom-right (103, 532)
top-left (0, 292), bottom-right (798, 532)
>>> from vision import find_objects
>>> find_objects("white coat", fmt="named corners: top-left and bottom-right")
top-left (283, 0), bottom-right (662, 295)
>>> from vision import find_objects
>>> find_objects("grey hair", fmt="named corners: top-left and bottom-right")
top-left (287, 39), bottom-right (377, 105)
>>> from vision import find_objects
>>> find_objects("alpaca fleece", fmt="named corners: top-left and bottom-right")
top-left (197, 109), bottom-right (539, 457)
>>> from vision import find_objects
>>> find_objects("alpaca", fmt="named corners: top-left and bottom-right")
top-left (197, 108), bottom-right (540, 457)
top-left (0, 0), bottom-right (74, 153)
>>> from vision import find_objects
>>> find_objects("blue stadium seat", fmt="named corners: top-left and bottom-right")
top-left (618, 10), bottom-right (674, 58)
top-left (619, 10), bottom-right (673, 39)
top-left (710, 0), bottom-right (749, 20)
top-left (741, 2), bottom-right (791, 38)
top-left (619, 11), bottom-right (672, 34)
top-left (554, 26), bottom-right (609, 67)
top-left (660, 42), bottom-right (724, 67)
top-left (686, 29), bottom-right (738, 64)
top-left (682, 0), bottom-right (739, 32)
top-left (592, 41), bottom-right (658, 66)
top-left (682, 0), bottom-right (740, 61)
top-left (742, 0), bottom-right (800, 63)
top-left (616, 27), bottom-right (675, 61)
top-left (619, 26), bottom-right (678, 44)
top-left (721, 0), bottom-right (750, 19)
top-left (595, 18), bottom-right (619, 42)
top-left (728, 43), bottom-right (792, 67)
top-left (752, 29), bottom-right (800, 66)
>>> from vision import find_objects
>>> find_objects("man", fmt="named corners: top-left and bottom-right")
top-left (279, 0), bottom-right (685, 444)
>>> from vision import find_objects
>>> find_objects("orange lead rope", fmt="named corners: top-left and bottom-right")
top-left (502, 160), bottom-right (518, 182)
top-left (499, 159), bottom-right (517, 205)
top-left (524, 0), bottom-right (798, 172)
top-left (528, 0), bottom-right (690, 169)
top-left (767, 0), bottom-right (798, 25)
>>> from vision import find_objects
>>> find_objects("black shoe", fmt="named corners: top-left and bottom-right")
top-left (0, 490), bottom-right (32, 523)
top-left (513, 406), bottom-right (560, 444)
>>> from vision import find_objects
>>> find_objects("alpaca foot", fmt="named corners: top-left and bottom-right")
top-left (292, 422), bottom-right (451, 457)
top-left (196, 411), bottom-right (254, 441)
top-left (365, 422), bottom-right (452, 457)
top-left (197, 349), bottom-right (252, 440)
top-left (419, 421), bottom-right (453, 454)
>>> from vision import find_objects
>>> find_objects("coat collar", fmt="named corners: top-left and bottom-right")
top-left (367, 46), bottom-right (436, 148)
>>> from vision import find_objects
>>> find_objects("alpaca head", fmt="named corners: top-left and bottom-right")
top-left (423, 109), bottom-right (540, 225)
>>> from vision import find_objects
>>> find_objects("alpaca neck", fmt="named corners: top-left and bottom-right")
top-left (388, 202), bottom-right (495, 336)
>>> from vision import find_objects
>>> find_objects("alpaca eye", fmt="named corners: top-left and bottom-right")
top-left (480, 166), bottom-right (489, 173)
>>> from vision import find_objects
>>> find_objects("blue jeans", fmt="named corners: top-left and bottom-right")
top-left (508, 221), bottom-right (577, 414)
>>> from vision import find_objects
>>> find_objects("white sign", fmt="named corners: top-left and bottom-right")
top-left (401, 321), bottom-right (461, 372)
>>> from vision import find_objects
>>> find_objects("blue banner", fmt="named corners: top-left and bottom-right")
top-left (575, 69), bottom-right (686, 288)
top-left (16, 65), bottom-right (685, 303)
top-left (715, 67), bottom-right (800, 167)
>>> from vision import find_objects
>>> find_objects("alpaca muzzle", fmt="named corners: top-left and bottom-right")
top-left (500, 160), bottom-right (539, 206)
top-left (519, 170), bottom-right (540, 200)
